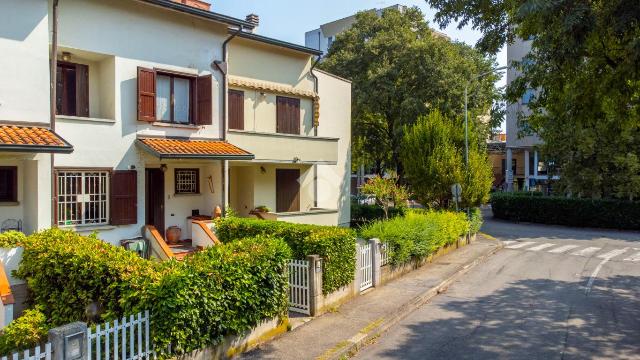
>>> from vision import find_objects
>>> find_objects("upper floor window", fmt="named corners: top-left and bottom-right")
top-left (0, 167), bottom-right (17, 203)
top-left (56, 62), bottom-right (89, 117)
top-left (276, 96), bottom-right (300, 135)
top-left (327, 36), bottom-right (335, 49)
top-left (522, 88), bottom-right (535, 105)
top-left (137, 67), bottom-right (212, 126)
top-left (228, 90), bottom-right (245, 130)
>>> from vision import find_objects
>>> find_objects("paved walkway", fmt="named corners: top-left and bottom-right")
top-left (241, 237), bottom-right (500, 360)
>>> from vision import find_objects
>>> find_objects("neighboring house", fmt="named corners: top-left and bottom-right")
top-left (487, 133), bottom-right (507, 189)
top-left (505, 37), bottom-right (553, 191)
top-left (0, 0), bottom-right (351, 251)
top-left (305, 4), bottom-right (448, 56)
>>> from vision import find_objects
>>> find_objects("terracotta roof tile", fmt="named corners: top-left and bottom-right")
top-left (0, 125), bottom-right (73, 153)
top-left (138, 137), bottom-right (254, 159)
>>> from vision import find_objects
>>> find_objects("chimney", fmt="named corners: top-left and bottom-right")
top-left (245, 13), bottom-right (259, 32)
top-left (172, 0), bottom-right (211, 11)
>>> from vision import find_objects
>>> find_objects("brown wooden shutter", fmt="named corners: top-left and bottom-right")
top-left (75, 63), bottom-right (89, 117)
top-left (276, 97), bottom-right (300, 134)
top-left (196, 74), bottom-right (212, 125)
top-left (110, 170), bottom-right (137, 225)
top-left (137, 67), bottom-right (156, 122)
top-left (276, 169), bottom-right (300, 212)
top-left (228, 90), bottom-right (244, 130)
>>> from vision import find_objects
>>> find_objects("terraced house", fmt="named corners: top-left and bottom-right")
top-left (0, 0), bottom-right (351, 253)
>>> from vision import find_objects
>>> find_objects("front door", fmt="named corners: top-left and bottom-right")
top-left (276, 169), bottom-right (300, 212)
top-left (145, 168), bottom-right (165, 234)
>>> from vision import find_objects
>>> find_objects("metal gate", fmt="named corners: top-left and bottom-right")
top-left (87, 311), bottom-right (153, 360)
top-left (288, 260), bottom-right (310, 315)
top-left (358, 243), bottom-right (373, 291)
top-left (1, 343), bottom-right (51, 360)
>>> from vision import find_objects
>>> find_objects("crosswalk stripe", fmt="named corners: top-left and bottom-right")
top-left (505, 241), bottom-right (536, 249)
top-left (623, 251), bottom-right (640, 262)
top-left (548, 245), bottom-right (580, 253)
top-left (571, 247), bottom-right (601, 256)
top-left (597, 248), bottom-right (628, 260)
top-left (526, 243), bottom-right (556, 251)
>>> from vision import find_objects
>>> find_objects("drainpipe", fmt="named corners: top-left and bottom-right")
top-left (310, 55), bottom-right (321, 137)
top-left (214, 26), bottom-right (242, 213)
top-left (309, 55), bottom-right (321, 208)
top-left (50, 0), bottom-right (60, 228)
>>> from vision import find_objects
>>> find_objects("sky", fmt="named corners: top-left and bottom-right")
top-left (212, 0), bottom-right (507, 87)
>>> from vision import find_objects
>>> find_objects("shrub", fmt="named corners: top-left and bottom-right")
top-left (0, 231), bottom-right (26, 248)
top-left (351, 202), bottom-right (405, 227)
top-left (0, 307), bottom-right (48, 355)
top-left (490, 193), bottom-right (640, 230)
top-left (14, 229), bottom-right (290, 355)
top-left (215, 217), bottom-right (356, 294)
top-left (469, 208), bottom-right (483, 234)
top-left (360, 211), bottom-right (469, 265)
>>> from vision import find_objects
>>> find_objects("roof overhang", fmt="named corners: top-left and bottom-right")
top-left (136, 137), bottom-right (255, 160)
top-left (135, 0), bottom-right (255, 30)
top-left (231, 30), bottom-right (323, 56)
top-left (0, 125), bottom-right (73, 154)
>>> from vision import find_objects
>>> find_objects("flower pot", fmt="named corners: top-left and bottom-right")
top-left (166, 226), bottom-right (181, 245)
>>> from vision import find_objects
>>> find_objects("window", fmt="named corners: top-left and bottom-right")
top-left (522, 88), bottom-right (535, 105)
top-left (57, 170), bottom-right (109, 226)
top-left (276, 96), bottom-right (300, 135)
top-left (175, 168), bottom-right (199, 194)
top-left (327, 36), bottom-right (335, 48)
top-left (228, 90), bottom-right (245, 130)
top-left (0, 167), bottom-right (17, 203)
top-left (56, 62), bottom-right (89, 117)
top-left (156, 73), bottom-right (194, 124)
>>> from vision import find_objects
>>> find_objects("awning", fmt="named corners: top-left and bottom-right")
top-left (0, 125), bottom-right (73, 153)
top-left (136, 137), bottom-right (254, 160)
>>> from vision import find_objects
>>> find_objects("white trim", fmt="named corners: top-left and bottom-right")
top-left (228, 129), bottom-right (339, 141)
top-left (56, 115), bottom-right (116, 124)
top-left (276, 208), bottom-right (338, 217)
top-left (62, 224), bottom-right (117, 232)
top-left (151, 122), bottom-right (200, 129)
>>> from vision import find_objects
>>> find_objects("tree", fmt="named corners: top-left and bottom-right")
top-left (426, 0), bottom-right (640, 199)
top-left (401, 110), bottom-right (492, 208)
top-left (360, 174), bottom-right (410, 219)
top-left (320, 6), bottom-right (499, 174)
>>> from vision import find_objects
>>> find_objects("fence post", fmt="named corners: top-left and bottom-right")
top-left (48, 322), bottom-right (88, 360)
top-left (369, 238), bottom-right (382, 287)
top-left (307, 255), bottom-right (323, 316)
top-left (354, 240), bottom-right (363, 296)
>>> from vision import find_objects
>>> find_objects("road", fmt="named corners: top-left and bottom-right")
top-left (354, 213), bottom-right (640, 359)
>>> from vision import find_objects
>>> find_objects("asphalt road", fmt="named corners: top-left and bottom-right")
top-left (354, 213), bottom-right (640, 359)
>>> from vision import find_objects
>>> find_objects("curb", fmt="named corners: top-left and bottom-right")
top-left (325, 239), bottom-right (503, 360)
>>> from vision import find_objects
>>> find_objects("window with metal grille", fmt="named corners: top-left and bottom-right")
top-left (175, 168), bottom-right (199, 194)
top-left (57, 171), bottom-right (109, 226)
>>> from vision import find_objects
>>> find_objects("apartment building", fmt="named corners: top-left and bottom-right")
top-left (0, 0), bottom-right (351, 249)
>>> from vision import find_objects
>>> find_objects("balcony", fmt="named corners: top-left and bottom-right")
top-left (227, 130), bottom-right (338, 164)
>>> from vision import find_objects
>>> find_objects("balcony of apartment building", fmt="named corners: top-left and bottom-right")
top-left (225, 78), bottom-right (340, 225)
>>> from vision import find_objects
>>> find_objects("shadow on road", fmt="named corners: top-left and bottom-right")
top-left (369, 275), bottom-right (640, 359)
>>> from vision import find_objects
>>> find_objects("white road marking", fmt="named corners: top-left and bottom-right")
top-left (526, 243), bottom-right (556, 251)
top-left (597, 248), bottom-right (629, 260)
top-left (571, 247), bottom-right (602, 257)
top-left (505, 241), bottom-right (536, 249)
top-left (623, 250), bottom-right (640, 262)
top-left (548, 245), bottom-right (580, 254)
top-left (502, 241), bottom-right (517, 246)
top-left (585, 248), bottom-right (629, 295)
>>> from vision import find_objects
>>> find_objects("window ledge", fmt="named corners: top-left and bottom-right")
top-left (0, 202), bottom-right (19, 206)
top-left (275, 209), bottom-right (338, 216)
top-left (56, 115), bottom-right (116, 124)
top-left (228, 130), bottom-right (339, 141)
top-left (151, 122), bottom-right (200, 130)
top-left (173, 193), bottom-right (201, 197)
top-left (61, 224), bottom-right (117, 232)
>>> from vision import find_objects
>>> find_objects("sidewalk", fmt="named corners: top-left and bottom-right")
top-left (241, 236), bottom-right (502, 360)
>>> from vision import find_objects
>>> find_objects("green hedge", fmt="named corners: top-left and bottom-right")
top-left (490, 192), bottom-right (640, 230)
top-left (360, 211), bottom-right (469, 265)
top-left (215, 217), bottom-right (356, 294)
top-left (469, 208), bottom-right (483, 234)
top-left (0, 231), bottom-right (26, 248)
top-left (0, 308), bottom-right (48, 355)
top-left (351, 202), bottom-right (405, 227)
top-left (12, 229), bottom-right (290, 355)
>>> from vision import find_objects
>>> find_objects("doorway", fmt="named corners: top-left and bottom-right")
top-left (145, 168), bottom-right (165, 235)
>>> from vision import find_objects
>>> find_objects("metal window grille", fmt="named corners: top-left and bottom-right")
top-left (175, 169), bottom-right (198, 194)
top-left (57, 171), bottom-right (109, 226)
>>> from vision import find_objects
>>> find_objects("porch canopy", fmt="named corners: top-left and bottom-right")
top-left (136, 137), bottom-right (254, 160)
top-left (0, 125), bottom-right (73, 153)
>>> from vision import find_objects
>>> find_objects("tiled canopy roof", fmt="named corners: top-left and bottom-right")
top-left (487, 141), bottom-right (506, 154)
top-left (0, 125), bottom-right (73, 153)
top-left (137, 137), bottom-right (254, 160)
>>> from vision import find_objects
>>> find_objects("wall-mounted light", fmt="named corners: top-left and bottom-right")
top-left (260, 166), bottom-right (266, 174)
top-left (61, 51), bottom-right (72, 62)
top-left (160, 164), bottom-right (168, 173)
top-left (293, 157), bottom-right (301, 163)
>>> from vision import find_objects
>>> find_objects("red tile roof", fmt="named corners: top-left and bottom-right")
top-left (0, 125), bottom-right (73, 153)
top-left (137, 137), bottom-right (253, 159)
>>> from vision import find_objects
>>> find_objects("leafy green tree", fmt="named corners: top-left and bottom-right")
top-left (320, 6), bottom-right (499, 174)
top-left (401, 111), bottom-right (492, 208)
top-left (426, 0), bottom-right (640, 199)
top-left (361, 174), bottom-right (410, 219)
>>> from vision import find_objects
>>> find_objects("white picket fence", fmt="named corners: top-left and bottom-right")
top-left (288, 260), bottom-right (310, 315)
top-left (87, 311), bottom-right (153, 360)
top-left (380, 242), bottom-right (390, 266)
top-left (358, 243), bottom-right (373, 291)
top-left (1, 344), bottom-right (51, 360)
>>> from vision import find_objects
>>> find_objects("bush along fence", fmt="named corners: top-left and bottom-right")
top-left (490, 192), bottom-right (640, 230)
